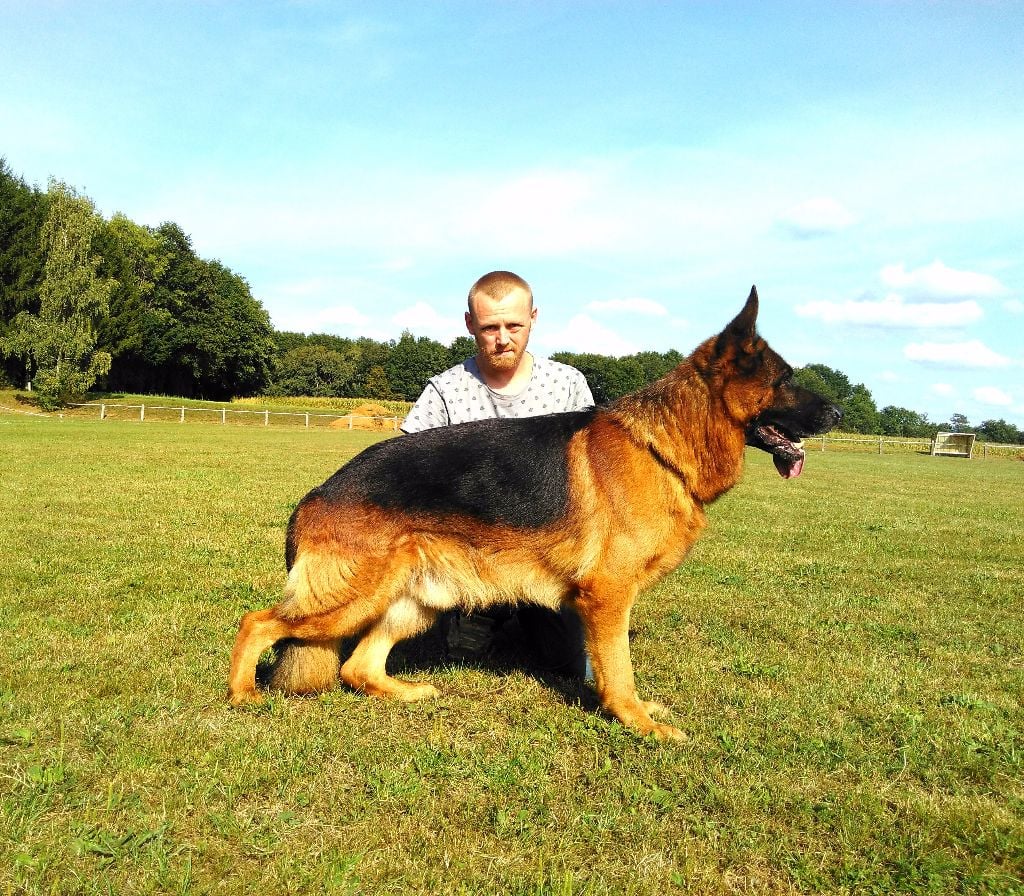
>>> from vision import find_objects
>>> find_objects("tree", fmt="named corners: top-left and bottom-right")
top-left (793, 364), bottom-right (880, 433)
top-left (357, 365), bottom-right (392, 400)
top-left (200, 260), bottom-right (275, 397)
top-left (0, 180), bottom-right (113, 407)
top-left (0, 160), bottom-right (49, 385)
top-left (93, 214), bottom-right (168, 391)
top-left (447, 335), bottom-right (477, 367)
top-left (634, 349), bottom-right (684, 383)
top-left (793, 364), bottom-right (851, 407)
top-left (948, 413), bottom-right (971, 433)
top-left (350, 338), bottom-right (393, 397)
top-left (841, 383), bottom-right (880, 434)
top-left (109, 222), bottom-right (273, 399)
top-left (386, 331), bottom-right (451, 401)
top-left (268, 345), bottom-right (354, 397)
top-left (977, 419), bottom-right (1022, 445)
top-left (550, 352), bottom-right (618, 403)
top-left (879, 405), bottom-right (934, 438)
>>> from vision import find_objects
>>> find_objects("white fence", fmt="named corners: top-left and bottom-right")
top-left (64, 402), bottom-right (1023, 457)
top-left (68, 402), bottom-right (402, 431)
top-left (810, 433), bottom-right (1017, 459)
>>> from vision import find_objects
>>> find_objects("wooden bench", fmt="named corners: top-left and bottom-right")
top-left (930, 431), bottom-right (976, 458)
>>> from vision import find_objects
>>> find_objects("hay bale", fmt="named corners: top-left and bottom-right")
top-left (329, 403), bottom-right (399, 430)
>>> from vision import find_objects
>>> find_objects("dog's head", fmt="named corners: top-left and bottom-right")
top-left (700, 286), bottom-right (842, 478)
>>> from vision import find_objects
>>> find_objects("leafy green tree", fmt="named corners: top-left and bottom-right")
top-left (550, 352), bottom-right (617, 403)
top-left (447, 335), bottom-right (477, 367)
top-left (112, 222), bottom-right (273, 399)
top-left (793, 364), bottom-right (880, 433)
top-left (268, 345), bottom-right (354, 397)
top-left (948, 413), bottom-right (971, 433)
top-left (793, 364), bottom-right (851, 407)
top-left (0, 180), bottom-right (113, 408)
top-left (386, 331), bottom-right (451, 401)
top-left (842, 383), bottom-right (880, 434)
top-left (977, 419), bottom-right (1022, 445)
top-left (879, 405), bottom-right (934, 438)
top-left (93, 214), bottom-right (168, 391)
top-left (360, 364), bottom-right (394, 400)
top-left (634, 349), bottom-right (684, 383)
top-left (273, 330), bottom-right (309, 356)
top-left (0, 160), bottom-right (49, 385)
top-left (201, 260), bottom-right (275, 397)
top-left (307, 332), bottom-right (357, 357)
top-left (349, 337), bottom-right (392, 397)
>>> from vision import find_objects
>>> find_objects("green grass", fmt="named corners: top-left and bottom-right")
top-left (1, 414), bottom-right (1021, 894)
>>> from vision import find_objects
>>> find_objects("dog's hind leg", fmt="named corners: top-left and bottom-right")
top-left (341, 595), bottom-right (439, 701)
top-left (576, 586), bottom-right (684, 741)
top-left (228, 608), bottom-right (292, 705)
top-left (229, 543), bottom-right (423, 704)
top-left (229, 590), bottom-right (408, 705)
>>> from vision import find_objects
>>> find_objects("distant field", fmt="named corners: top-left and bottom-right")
top-left (0, 389), bottom-right (414, 431)
top-left (1, 414), bottom-right (1021, 894)
top-left (4, 388), bottom-right (1020, 457)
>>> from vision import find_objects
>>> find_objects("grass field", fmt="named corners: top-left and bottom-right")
top-left (1, 413), bottom-right (1021, 895)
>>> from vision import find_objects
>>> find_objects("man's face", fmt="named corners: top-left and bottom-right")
top-left (466, 287), bottom-right (537, 375)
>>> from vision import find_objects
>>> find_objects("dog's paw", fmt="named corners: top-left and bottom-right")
top-left (641, 700), bottom-right (672, 719)
top-left (227, 688), bottom-right (265, 707)
top-left (648, 722), bottom-right (687, 742)
top-left (397, 682), bottom-right (440, 702)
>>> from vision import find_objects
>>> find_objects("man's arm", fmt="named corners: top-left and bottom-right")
top-left (401, 382), bottom-right (451, 433)
top-left (569, 369), bottom-right (595, 410)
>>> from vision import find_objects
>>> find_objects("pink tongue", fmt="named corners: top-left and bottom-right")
top-left (774, 453), bottom-right (805, 479)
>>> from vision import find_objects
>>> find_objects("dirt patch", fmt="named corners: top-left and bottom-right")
top-left (329, 403), bottom-right (401, 430)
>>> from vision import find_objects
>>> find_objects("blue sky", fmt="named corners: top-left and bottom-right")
top-left (3, 1), bottom-right (1022, 427)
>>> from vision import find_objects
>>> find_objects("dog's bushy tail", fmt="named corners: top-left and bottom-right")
top-left (266, 639), bottom-right (341, 695)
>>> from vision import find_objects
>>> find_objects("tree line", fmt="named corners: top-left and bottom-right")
top-left (1, 159), bottom-right (1021, 443)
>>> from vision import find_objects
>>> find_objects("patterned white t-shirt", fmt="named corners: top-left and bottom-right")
top-left (402, 355), bottom-right (595, 433)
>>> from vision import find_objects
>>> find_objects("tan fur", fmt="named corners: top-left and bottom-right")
top-left (229, 293), bottom-right (834, 739)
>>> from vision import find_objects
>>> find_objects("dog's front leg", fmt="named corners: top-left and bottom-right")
top-left (576, 587), bottom-right (684, 741)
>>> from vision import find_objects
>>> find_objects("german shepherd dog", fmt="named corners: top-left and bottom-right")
top-left (228, 287), bottom-right (841, 739)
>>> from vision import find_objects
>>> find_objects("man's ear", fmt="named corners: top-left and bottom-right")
top-left (465, 311), bottom-right (475, 335)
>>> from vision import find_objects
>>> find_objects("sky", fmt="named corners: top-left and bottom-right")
top-left (2, 1), bottom-right (1023, 428)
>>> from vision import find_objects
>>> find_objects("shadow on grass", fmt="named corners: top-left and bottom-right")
top-left (255, 606), bottom-right (605, 713)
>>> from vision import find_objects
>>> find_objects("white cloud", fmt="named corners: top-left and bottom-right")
top-left (465, 169), bottom-right (625, 255)
top-left (269, 301), bottom-right (372, 334)
top-left (551, 314), bottom-right (639, 357)
top-left (587, 297), bottom-right (669, 316)
top-left (931, 383), bottom-right (956, 396)
top-left (777, 197), bottom-right (855, 238)
top-left (146, 165), bottom-right (628, 261)
top-left (904, 340), bottom-right (1014, 368)
top-left (795, 294), bottom-right (982, 327)
top-left (391, 301), bottom-right (465, 344)
top-left (880, 260), bottom-right (1008, 301)
top-left (1003, 299), bottom-right (1024, 314)
top-left (973, 386), bottom-right (1014, 407)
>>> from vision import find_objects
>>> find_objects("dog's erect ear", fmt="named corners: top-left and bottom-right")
top-left (714, 286), bottom-right (759, 358)
top-left (728, 285), bottom-right (759, 339)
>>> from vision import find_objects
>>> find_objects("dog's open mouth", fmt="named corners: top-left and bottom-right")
top-left (747, 424), bottom-right (806, 479)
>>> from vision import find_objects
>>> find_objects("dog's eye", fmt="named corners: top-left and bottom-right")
top-left (773, 368), bottom-right (793, 388)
